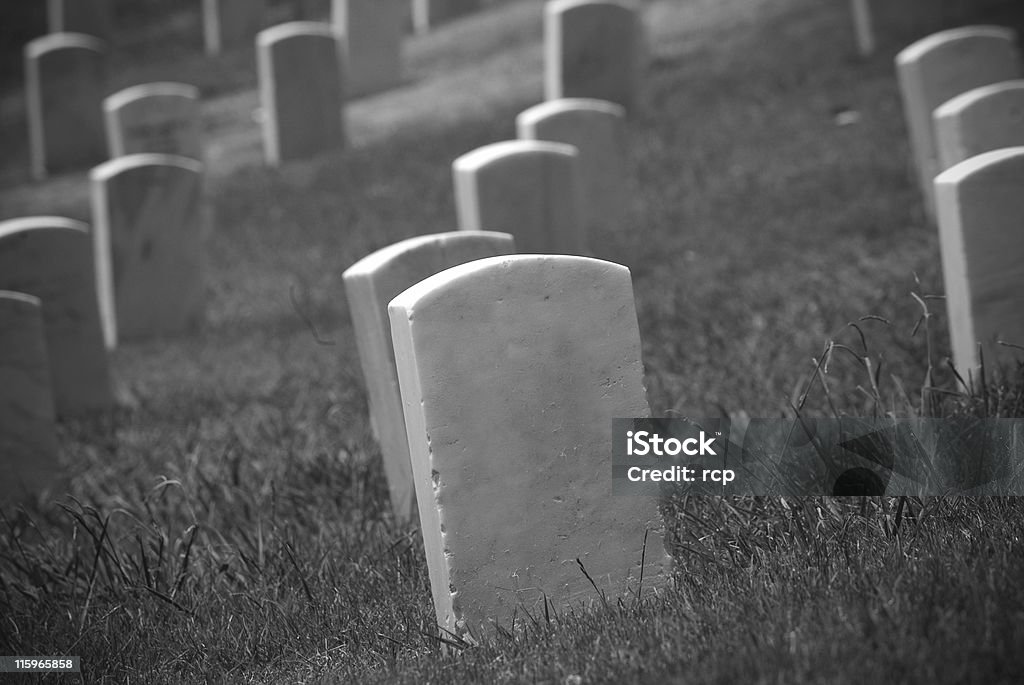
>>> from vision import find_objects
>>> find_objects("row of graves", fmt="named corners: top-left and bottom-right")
top-left (3, 0), bottom-right (1024, 640)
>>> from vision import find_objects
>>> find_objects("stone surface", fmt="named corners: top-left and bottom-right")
top-left (896, 26), bottom-right (1022, 219)
top-left (47, 0), bottom-right (113, 42)
top-left (452, 140), bottom-right (586, 255)
top-left (103, 82), bottom-right (202, 159)
top-left (0, 291), bottom-right (60, 507)
top-left (0, 218), bottom-right (113, 416)
top-left (934, 80), bottom-right (1024, 170)
top-left (343, 231), bottom-right (516, 521)
top-left (89, 154), bottom-right (205, 346)
top-left (517, 98), bottom-right (627, 248)
top-left (389, 254), bottom-right (669, 638)
top-left (850, 0), bottom-right (874, 57)
top-left (333, 0), bottom-right (403, 97)
top-left (544, 0), bottom-right (643, 112)
top-left (935, 147), bottom-right (1024, 375)
top-left (411, 0), bottom-right (480, 35)
top-left (257, 22), bottom-right (346, 165)
top-left (203, 0), bottom-right (267, 55)
top-left (24, 33), bottom-right (108, 181)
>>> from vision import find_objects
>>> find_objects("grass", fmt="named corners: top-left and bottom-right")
top-left (2, 0), bottom-right (1024, 682)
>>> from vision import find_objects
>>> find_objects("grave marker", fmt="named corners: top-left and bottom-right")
top-left (452, 141), bottom-right (586, 255)
top-left (90, 154), bottom-right (205, 346)
top-left (850, 0), bottom-right (874, 57)
top-left (25, 33), bottom-right (108, 180)
top-left (411, 0), bottom-right (481, 35)
top-left (934, 80), bottom-right (1024, 170)
top-left (389, 254), bottom-right (669, 638)
top-left (203, 0), bottom-right (267, 55)
top-left (104, 82), bottom-right (202, 159)
top-left (257, 22), bottom-right (346, 165)
top-left (332, 0), bottom-right (403, 97)
top-left (343, 231), bottom-right (516, 521)
top-left (0, 218), bottom-right (113, 416)
top-left (47, 0), bottom-right (113, 42)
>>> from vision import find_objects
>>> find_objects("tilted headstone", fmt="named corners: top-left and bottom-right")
top-left (343, 231), bottom-right (516, 521)
top-left (332, 0), bottom-right (403, 97)
top-left (0, 218), bottom-right (113, 416)
top-left (103, 82), bottom-right (202, 160)
top-left (389, 254), bottom-right (670, 638)
top-left (257, 22), bottom-right (346, 165)
top-left (544, 0), bottom-right (644, 112)
top-left (896, 26), bottom-right (1022, 219)
top-left (47, 0), bottom-right (113, 42)
top-left (517, 98), bottom-right (627, 245)
top-left (90, 154), bottom-right (205, 346)
top-left (934, 80), bottom-right (1024, 170)
top-left (452, 140), bottom-right (587, 255)
top-left (411, 0), bottom-right (481, 35)
top-left (0, 291), bottom-right (60, 506)
top-left (935, 147), bottom-right (1024, 375)
top-left (24, 33), bottom-right (108, 181)
top-left (203, 0), bottom-right (267, 55)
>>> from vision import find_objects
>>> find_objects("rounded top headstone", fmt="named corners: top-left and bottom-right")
top-left (89, 152), bottom-right (204, 181)
top-left (257, 21), bottom-right (338, 46)
top-left (103, 82), bottom-right (200, 111)
top-left (934, 145), bottom-right (1024, 186)
top-left (345, 231), bottom-right (516, 278)
top-left (896, 25), bottom-right (1017, 65)
top-left (0, 216), bottom-right (88, 240)
top-left (25, 32), bottom-right (106, 58)
top-left (453, 140), bottom-right (579, 171)
top-left (934, 79), bottom-right (1024, 118)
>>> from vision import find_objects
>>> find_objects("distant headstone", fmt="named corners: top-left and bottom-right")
top-left (89, 154), bottom-right (205, 346)
top-left (452, 140), bottom-right (586, 254)
top-left (47, 0), bottom-right (113, 42)
top-left (411, 0), bottom-right (480, 35)
top-left (934, 80), bottom-right (1024, 170)
top-left (343, 231), bottom-right (516, 521)
top-left (544, 0), bottom-right (644, 112)
top-left (24, 33), bottom-right (108, 181)
top-left (850, 0), bottom-right (874, 57)
top-left (389, 254), bottom-right (670, 638)
top-left (257, 22), bottom-right (346, 165)
top-left (0, 291), bottom-right (60, 506)
top-left (517, 98), bottom-right (627, 247)
top-left (203, 0), bottom-right (267, 55)
top-left (935, 147), bottom-right (1024, 375)
top-left (0, 218), bottom-right (113, 416)
top-left (103, 82), bottom-right (202, 160)
top-left (895, 26), bottom-right (1022, 219)
top-left (333, 0), bottom-right (403, 97)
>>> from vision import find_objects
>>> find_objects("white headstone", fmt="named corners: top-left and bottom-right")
top-left (103, 82), bottom-right (202, 160)
top-left (90, 154), bottom-right (205, 346)
top-left (24, 33), bottom-right (108, 181)
top-left (389, 254), bottom-right (669, 638)
top-left (452, 140), bottom-right (587, 255)
top-left (896, 26), bottom-right (1022, 219)
top-left (343, 231), bottom-right (516, 521)
top-left (257, 22), bottom-right (346, 166)
top-left (935, 147), bottom-right (1024, 375)
top-left (203, 0), bottom-right (267, 55)
top-left (411, 0), bottom-right (481, 35)
top-left (47, 0), bottom-right (113, 42)
top-left (934, 80), bottom-right (1024, 170)
top-left (850, 0), bottom-right (874, 57)
top-left (0, 218), bottom-right (113, 417)
top-left (332, 0), bottom-right (403, 97)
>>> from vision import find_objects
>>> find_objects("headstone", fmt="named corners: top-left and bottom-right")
top-left (895, 26), bottom-right (1022, 219)
top-left (0, 291), bottom-right (60, 506)
top-left (850, 0), bottom-right (874, 57)
top-left (332, 0), bottom-right (403, 97)
top-left (257, 22), bottom-right (346, 165)
top-left (934, 80), bottom-right (1024, 170)
top-left (47, 0), bottom-right (114, 42)
top-left (89, 154), bottom-right (205, 346)
top-left (411, 0), bottom-right (481, 35)
top-left (389, 254), bottom-right (669, 638)
top-left (0, 218), bottom-right (114, 416)
top-left (103, 82), bottom-right (202, 160)
top-left (544, 0), bottom-right (644, 112)
top-left (517, 98), bottom-right (627, 246)
top-left (203, 0), bottom-right (267, 55)
top-left (343, 231), bottom-right (516, 521)
top-left (935, 147), bottom-right (1024, 375)
top-left (452, 141), bottom-right (586, 255)
top-left (24, 33), bottom-right (108, 181)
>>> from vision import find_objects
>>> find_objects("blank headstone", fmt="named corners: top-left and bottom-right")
top-left (47, 0), bottom-right (113, 42)
top-left (517, 98), bottom-right (627, 245)
top-left (203, 0), bottom-right (267, 55)
top-left (411, 0), bottom-right (481, 35)
top-left (90, 154), bottom-right (205, 346)
top-left (453, 140), bottom-right (587, 255)
top-left (0, 218), bottom-right (113, 416)
top-left (389, 254), bottom-right (669, 638)
top-left (544, 0), bottom-right (644, 112)
top-left (934, 80), bottom-right (1024, 170)
top-left (850, 0), bottom-right (874, 57)
top-left (103, 82), bottom-right (202, 160)
top-left (343, 231), bottom-right (516, 522)
top-left (332, 0), bottom-right (403, 97)
top-left (257, 22), bottom-right (346, 166)
top-left (896, 26), bottom-right (1022, 219)
top-left (0, 291), bottom-right (60, 506)
top-left (24, 33), bottom-right (108, 181)
top-left (935, 147), bottom-right (1024, 375)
